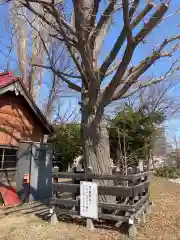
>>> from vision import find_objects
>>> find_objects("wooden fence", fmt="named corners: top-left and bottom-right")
top-left (51, 167), bottom-right (151, 238)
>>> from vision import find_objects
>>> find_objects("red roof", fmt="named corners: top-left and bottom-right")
top-left (0, 72), bottom-right (53, 134)
top-left (0, 72), bottom-right (19, 88)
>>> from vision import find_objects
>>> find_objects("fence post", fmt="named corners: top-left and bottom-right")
top-left (114, 166), bottom-right (121, 186)
top-left (86, 166), bottom-right (94, 231)
top-left (71, 166), bottom-right (77, 211)
top-left (114, 167), bottom-right (125, 228)
top-left (141, 210), bottom-right (146, 224)
top-left (135, 166), bottom-right (141, 201)
top-left (112, 165), bottom-right (117, 175)
top-left (50, 166), bottom-right (58, 225)
top-left (52, 166), bottom-right (59, 199)
top-left (145, 164), bottom-right (151, 220)
top-left (53, 166), bottom-right (59, 184)
top-left (50, 205), bottom-right (58, 225)
top-left (127, 167), bottom-right (137, 238)
top-left (128, 221), bottom-right (137, 239)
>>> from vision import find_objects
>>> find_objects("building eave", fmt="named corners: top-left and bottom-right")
top-left (0, 79), bottom-right (53, 134)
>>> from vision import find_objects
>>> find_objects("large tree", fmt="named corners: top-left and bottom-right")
top-left (8, 0), bottom-right (180, 200)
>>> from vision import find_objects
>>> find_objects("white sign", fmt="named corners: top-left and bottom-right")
top-left (80, 181), bottom-right (98, 219)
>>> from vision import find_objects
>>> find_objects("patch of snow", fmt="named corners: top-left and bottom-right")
top-left (169, 178), bottom-right (180, 184)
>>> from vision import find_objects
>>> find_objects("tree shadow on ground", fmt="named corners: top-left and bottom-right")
top-left (1, 188), bottom-right (129, 236)
top-left (1, 196), bottom-right (50, 219)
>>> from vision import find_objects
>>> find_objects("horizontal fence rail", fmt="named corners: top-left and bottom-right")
top-left (52, 171), bottom-right (149, 181)
top-left (51, 193), bottom-right (149, 213)
top-left (52, 181), bottom-right (149, 197)
top-left (0, 168), bottom-right (16, 171)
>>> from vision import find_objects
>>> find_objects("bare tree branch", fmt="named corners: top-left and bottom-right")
top-left (134, 3), bottom-right (169, 45)
top-left (44, 72), bottom-right (58, 121)
top-left (122, 0), bottom-right (133, 45)
top-left (99, 1), bottom-right (153, 82)
top-left (112, 33), bottom-right (180, 101)
top-left (116, 63), bottom-right (180, 101)
top-left (32, 64), bottom-right (81, 92)
top-left (89, 1), bottom-right (117, 45)
top-left (34, 63), bottom-right (81, 79)
top-left (105, 61), bottom-right (121, 77)
top-left (90, 0), bottom-right (101, 31)
top-left (0, 19), bottom-right (15, 71)
top-left (110, 33), bottom-right (180, 102)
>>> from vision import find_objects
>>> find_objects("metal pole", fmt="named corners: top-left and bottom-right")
top-left (1, 148), bottom-right (5, 169)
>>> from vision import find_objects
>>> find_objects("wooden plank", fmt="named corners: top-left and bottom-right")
top-left (55, 207), bottom-right (78, 216)
top-left (0, 168), bottom-right (17, 172)
top-left (99, 213), bottom-right (129, 222)
top-left (52, 171), bottom-right (149, 181)
top-left (100, 202), bottom-right (135, 212)
top-left (53, 183), bottom-right (133, 197)
top-left (54, 208), bottom-right (129, 222)
top-left (98, 185), bottom-right (132, 197)
top-left (51, 198), bottom-right (136, 212)
top-left (132, 172), bottom-right (149, 181)
top-left (53, 183), bottom-right (80, 194)
top-left (134, 194), bottom-right (149, 210)
top-left (132, 181), bottom-right (149, 196)
top-left (130, 201), bottom-right (150, 219)
top-left (51, 198), bottom-right (78, 206)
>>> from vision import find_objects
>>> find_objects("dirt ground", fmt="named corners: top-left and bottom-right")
top-left (1, 177), bottom-right (180, 240)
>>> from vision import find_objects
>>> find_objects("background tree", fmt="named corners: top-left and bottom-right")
top-left (109, 104), bottom-right (165, 171)
top-left (110, 78), bottom-right (180, 170)
top-left (9, 0), bottom-right (50, 100)
top-left (40, 40), bottom-right (78, 121)
top-left (49, 123), bottom-right (82, 171)
top-left (6, 0), bottom-right (180, 202)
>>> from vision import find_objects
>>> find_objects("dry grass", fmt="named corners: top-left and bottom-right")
top-left (1, 177), bottom-right (180, 239)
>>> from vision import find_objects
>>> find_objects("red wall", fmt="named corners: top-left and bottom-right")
top-left (0, 92), bottom-right (45, 146)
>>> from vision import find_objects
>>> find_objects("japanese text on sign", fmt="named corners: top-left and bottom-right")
top-left (80, 181), bottom-right (98, 219)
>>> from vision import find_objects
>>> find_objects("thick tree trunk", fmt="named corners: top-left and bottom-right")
top-left (81, 110), bottom-right (116, 203)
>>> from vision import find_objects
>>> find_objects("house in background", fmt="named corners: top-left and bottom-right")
top-left (0, 72), bottom-right (53, 169)
top-left (151, 126), bottom-right (174, 168)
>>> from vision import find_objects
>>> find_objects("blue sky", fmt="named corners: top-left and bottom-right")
top-left (0, 1), bottom-right (179, 143)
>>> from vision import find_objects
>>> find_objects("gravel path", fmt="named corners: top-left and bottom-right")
top-left (1, 177), bottom-right (180, 239)
top-left (138, 177), bottom-right (180, 240)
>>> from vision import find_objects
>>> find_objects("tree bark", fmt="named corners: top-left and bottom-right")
top-left (81, 106), bottom-right (116, 203)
